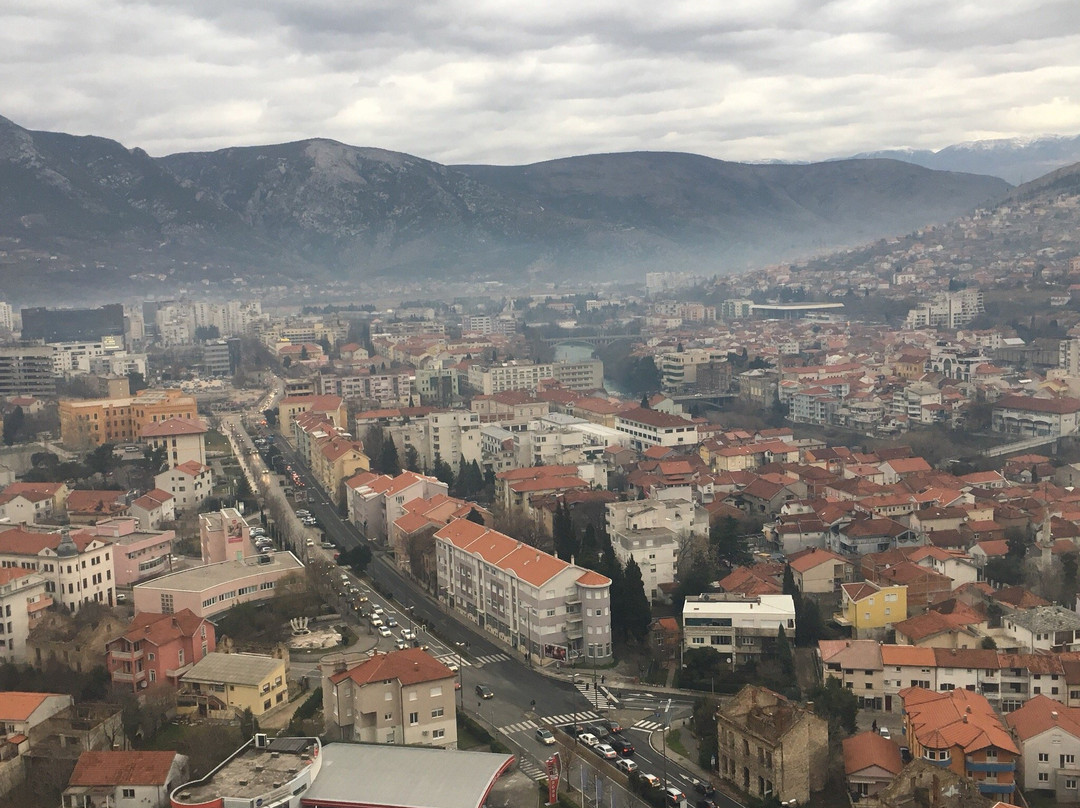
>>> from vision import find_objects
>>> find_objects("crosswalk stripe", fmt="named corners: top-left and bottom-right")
top-left (517, 759), bottom-right (547, 781)
top-left (540, 711), bottom-right (600, 725)
top-left (632, 720), bottom-right (664, 731)
top-left (474, 653), bottom-right (511, 665)
top-left (499, 719), bottom-right (539, 733)
top-left (435, 654), bottom-right (471, 667)
top-left (574, 681), bottom-right (613, 710)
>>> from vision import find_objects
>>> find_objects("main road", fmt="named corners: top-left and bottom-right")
top-left (232, 411), bottom-right (739, 807)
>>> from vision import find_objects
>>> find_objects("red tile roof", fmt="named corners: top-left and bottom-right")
top-left (68, 750), bottom-right (181, 786)
top-left (843, 730), bottom-right (903, 776)
top-left (329, 648), bottom-right (455, 686)
top-left (0, 691), bottom-right (66, 722)
top-left (140, 417), bottom-right (208, 438)
top-left (1006, 694), bottom-right (1080, 741)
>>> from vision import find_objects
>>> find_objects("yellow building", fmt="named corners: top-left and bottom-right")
top-left (60, 389), bottom-right (198, 449)
top-left (315, 437), bottom-right (371, 505)
top-left (179, 652), bottom-right (288, 718)
top-left (837, 581), bottom-right (907, 639)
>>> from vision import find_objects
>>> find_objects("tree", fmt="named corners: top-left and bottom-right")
top-left (794, 598), bottom-right (829, 647)
top-left (379, 435), bottom-right (401, 476)
top-left (431, 454), bottom-right (454, 488)
top-left (299, 345), bottom-right (310, 361)
top-left (621, 557), bottom-right (652, 643)
top-left (2, 406), bottom-right (24, 445)
top-left (552, 501), bottom-right (578, 562)
top-left (364, 426), bottom-right (386, 471)
top-left (338, 545), bottom-right (373, 575)
top-left (711, 516), bottom-right (751, 569)
top-left (403, 444), bottom-right (420, 473)
top-left (466, 507), bottom-right (485, 525)
top-left (775, 625), bottom-right (795, 681)
top-left (194, 325), bottom-right (220, 341)
top-left (782, 564), bottom-right (798, 598)
top-left (807, 676), bottom-right (858, 736)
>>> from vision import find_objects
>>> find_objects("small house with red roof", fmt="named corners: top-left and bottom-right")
top-left (65, 489), bottom-right (130, 523)
top-left (64, 750), bottom-right (189, 808)
top-left (106, 609), bottom-right (216, 693)
top-left (128, 489), bottom-right (176, 531)
top-left (1006, 695), bottom-right (1080, 800)
top-left (321, 648), bottom-right (458, 746)
top-left (140, 416), bottom-right (208, 467)
top-left (0, 481), bottom-right (69, 523)
top-left (843, 730), bottom-right (903, 798)
top-left (154, 460), bottom-right (213, 511)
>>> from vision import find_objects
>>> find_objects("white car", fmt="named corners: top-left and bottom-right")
top-left (593, 743), bottom-right (618, 760)
top-left (378, 625), bottom-right (393, 637)
top-left (616, 758), bottom-right (638, 774)
top-left (879, 727), bottom-right (891, 739)
top-left (370, 617), bottom-right (384, 628)
top-left (578, 733), bottom-right (599, 747)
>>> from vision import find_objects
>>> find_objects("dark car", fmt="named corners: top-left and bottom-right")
top-left (599, 718), bottom-right (624, 734)
top-left (604, 733), bottom-right (635, 756)
top-left (475, 684), bottom-right (494, 699)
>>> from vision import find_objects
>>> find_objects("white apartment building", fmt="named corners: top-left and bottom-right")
top-left (435, 519), bottom-right (613, 663)
top-left (387, 411), bottom-right (482, 471)
top-left (0, 568), bottom-right (50, 663)
top-left (903, 289), bottom-right (985, 329)
top-left (0, 301), bottom-right (13, 333)
top-left (466, 360), bottom-right (603, 395)
top-left (615, 407), bottom-right (699, 451)
top-left (0, 526), bottom-right (116, 611)
top-left (606, 497), bottom-right (706, 600)
top-left (660, 348), bottom-right (727, 393)
top-left (682, 594), bottom-right (797, 665)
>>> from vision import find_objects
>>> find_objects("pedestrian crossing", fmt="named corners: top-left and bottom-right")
top-left (517, 757), bottom-right (547, 782)
top-left (434, 653), bottom-right (471, 668)
top-left (540, 711), bottom-right (600, 726)
top-left (500, 718), bottom-right (539, 733)
top-left (575, 680), bottom-right (613, 710)
top-left (474, 652), bottom-right (511, 665)
top-left (632, 719), bottom-right (665, 732)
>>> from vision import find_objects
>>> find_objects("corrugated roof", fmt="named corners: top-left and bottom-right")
top-left (68, 751), bottom-right (180, 786)
top-left (181, 652), bottom-right (282, 687)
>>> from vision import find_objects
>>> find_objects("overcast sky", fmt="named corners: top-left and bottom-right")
top-left (3, 0), bottom-right (1080, 165)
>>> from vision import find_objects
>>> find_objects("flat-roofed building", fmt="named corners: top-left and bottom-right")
top-left (132, 552), bottom-right (304, 619)
top-left (200, 507), bottom-right (254, 564)
top-left (683, 593), bottom-right (796, 666)
top-left (86, 517), bottom-right (174, 587)
top-left (0, 568), bottom-right (50, 663)
top-left (615, 407), bottom-right (699, 451)
top-left (179, 652), bottom-right (287, 717)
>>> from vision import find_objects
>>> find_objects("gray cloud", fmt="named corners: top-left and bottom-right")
top-left (2, 0), bottom-right (1079, 164)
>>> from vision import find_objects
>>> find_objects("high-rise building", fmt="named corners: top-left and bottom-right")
top-left (0, 345), bottom-right (55, 397)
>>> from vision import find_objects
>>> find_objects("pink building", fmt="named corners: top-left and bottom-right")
top-left (106, 609), bottom-right (216, 692)
top-left (132, 552), bottom-right (304, 619)
top-left (86, 518), bottom-right (175, 588)
top-left (200, 508), bottom-right (253, 564)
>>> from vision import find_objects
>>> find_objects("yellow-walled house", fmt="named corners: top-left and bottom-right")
top-left (179, 652), bottom-right (288, 718)
top-left (838, 581), bottom-right (907, 639)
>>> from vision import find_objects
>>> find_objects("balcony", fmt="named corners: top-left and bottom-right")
top-left (966, 758), bottom-right (1014, 773)
top-left (110, 647), bottom-right (144, 662)
top-left (923, 755), bottom-right (951, 767)
top-left (111, 670), bottom-right (146, 684)
top-left (976, 782), bottom-right (1015, 795)
top-left (566, 625), bottom-right (584, 640)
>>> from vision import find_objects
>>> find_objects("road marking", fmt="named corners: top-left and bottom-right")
top-left (541, 711), bottom-right (600, 725)
top-left (575, 681), bottom-right (613, 710)
top-left (517, 758), bottom-right (547, 782)
top-left (434, 654), bottom-right (471, 667)
top-left (500, 719), bottom-right (539, 733)
top-left (477, 653), bottom-right (511, 664)
top-left (632, 720), bottom-right (664, 732)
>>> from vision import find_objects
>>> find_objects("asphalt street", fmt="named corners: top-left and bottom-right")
top-left (228, 406), bottom-right (741, 808)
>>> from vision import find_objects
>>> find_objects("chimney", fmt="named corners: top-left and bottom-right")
top-left (963, 715), bottom-right (968, 723)
top-left (1053, 711), bottom-right (1060, 720)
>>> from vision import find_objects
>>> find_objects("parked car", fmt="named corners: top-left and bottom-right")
top-left (593, 743), bottom-right (618, 761)
top-left (475, 684), bottom-right (494, 699)
top-left (615, 758), bottom-right (638, 775)
top-left (536, 728), bottom-right (556, 745)
top-left (879, 727), bottom-right (891, 739)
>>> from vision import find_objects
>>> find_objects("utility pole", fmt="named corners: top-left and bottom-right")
top-left (661, 698), bottom-right (672, 790)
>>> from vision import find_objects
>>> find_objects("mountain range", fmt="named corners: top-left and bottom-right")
top-left (848, 134), bottom-right (1080, 186)
top-left (0, 114), bottom-right (1024, 302)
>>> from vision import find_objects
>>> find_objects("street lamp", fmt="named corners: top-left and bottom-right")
top-left (659, 698), bottom-right (672, 790)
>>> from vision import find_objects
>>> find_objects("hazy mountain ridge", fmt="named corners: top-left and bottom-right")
top-left (0, 114), bottom-right (1017, 300)
top-left (850, 134), bottom-right (1080, 185)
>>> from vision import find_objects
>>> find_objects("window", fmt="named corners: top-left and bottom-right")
top-left (264, 699), bottom-right (271, 710)
top-left (429, 686), bottom-right (443, 697)
top-left (1068, 779), bottom-right (1078, 790)
top-left (1039, 753), bottom-right (1049, 762)
top-left (432, 707), bottom-right (444, 718)
top-left (122, 788), bottom-right (135, 798)
top-left (1039, 772), bottom-right (1050, 783)
top-left (433, 728), bottom-right (445, 739)
top-left (384, 712), bottom-right (393, 720)
top-left (409, 712), bottom-right (419, 725)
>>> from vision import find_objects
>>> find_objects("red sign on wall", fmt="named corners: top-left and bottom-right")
top-left (546, 753), bottom-right (560, 805)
